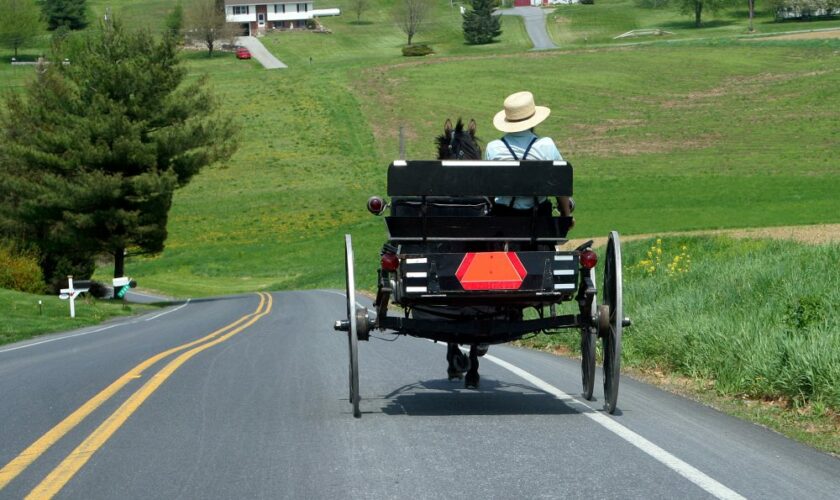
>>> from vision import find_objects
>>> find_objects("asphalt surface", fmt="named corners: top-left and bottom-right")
top-left (499, 7), bottom-right (558, 50)
top-left (235, 36), bottom-right (288, 69)
top-left (0, 290), bottom-right (837, 499)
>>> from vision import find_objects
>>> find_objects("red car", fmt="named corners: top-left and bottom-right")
top-left (236, 47), bottom-right (251, 60)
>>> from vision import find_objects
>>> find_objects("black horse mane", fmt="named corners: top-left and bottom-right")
top-left (436, 119), bottom-right (481, 160)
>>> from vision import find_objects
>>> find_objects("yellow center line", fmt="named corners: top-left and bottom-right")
top-left (0, 292), bottom-right (267, 492)
top-left (27, 292), bottom-right (273, 499)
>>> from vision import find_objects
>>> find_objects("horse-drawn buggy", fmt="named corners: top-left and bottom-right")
top-left (335, 123), bottom-right (629, 419)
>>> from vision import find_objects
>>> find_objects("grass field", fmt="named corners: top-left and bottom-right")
top-left (547, 0), bottom-right (840, 45)
top-left (107, 39), bottom-right (839, 297)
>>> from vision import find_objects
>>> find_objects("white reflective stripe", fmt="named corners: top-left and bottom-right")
top-left (441, 160), bottom-right (521, 167)
top-left (554, 255), bottom-right (574, 261)
top-left (553, 270), bottom-right (574, 276)
top-left (405, 272), bottom-right (427, 278)
top-left (554, 283), bottom-right (575, 290)
top-left (406, 286), bottom-right (427, 293)
top-left (405, 258), bottom-right (427, 264)
top-left (393, 160), bottom-right (407, 166)
top-left (553, 161), bottom-right (568, 166)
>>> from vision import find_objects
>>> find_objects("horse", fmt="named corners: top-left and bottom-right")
top-left (434, 118), bottom-right (488, 389)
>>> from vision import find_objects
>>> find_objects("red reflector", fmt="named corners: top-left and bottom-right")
top-left (381, 253), bottom-right (399, 271)
top-left (455, 252), bottom-right (526, 290)
top-left (580, 250), bottom-right (598, 269)
top-left (367, 196), bottom-right (385, 215)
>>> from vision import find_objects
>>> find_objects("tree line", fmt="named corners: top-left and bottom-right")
top-left (0, 17), bottom-right (237, 292)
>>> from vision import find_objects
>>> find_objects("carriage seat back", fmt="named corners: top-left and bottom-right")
top-left (387, 160), bottom-right (573, 197)
top-left (385, 160), bottom-right (574, 243)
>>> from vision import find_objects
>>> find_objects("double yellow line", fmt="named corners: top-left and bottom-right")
top-left (0, 292), bottom-right (273, 499)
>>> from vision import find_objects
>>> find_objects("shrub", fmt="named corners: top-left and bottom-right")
top-left (402, 44), bottom-right (434, 56)
top-left (0, 241), bottom-right (45, 294)
top-left (579, 0), bottom-right (595, 4)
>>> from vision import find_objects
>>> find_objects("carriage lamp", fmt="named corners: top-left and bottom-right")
top-left (380, 252), bottom-right (399, 271)
top-left (579, 249), bottom-right (598, 270)
top-left (367, 196), bottom-right (386, 215)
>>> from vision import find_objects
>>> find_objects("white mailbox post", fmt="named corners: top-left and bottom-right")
top-left (59, 276), bottom-right (91, 318)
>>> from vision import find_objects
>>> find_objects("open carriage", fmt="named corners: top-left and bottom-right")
top-left (335, 159), bottom-right (629, 418)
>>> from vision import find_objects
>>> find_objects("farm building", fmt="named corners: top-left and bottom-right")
top-left (224, 1), bottom-right (340, 35)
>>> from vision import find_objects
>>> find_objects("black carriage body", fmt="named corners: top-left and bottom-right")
top-left (396, 251), bottom-right (578, 304)
top-left (371, 160), bottom-right (592, 345)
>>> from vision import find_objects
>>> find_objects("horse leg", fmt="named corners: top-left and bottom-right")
top-left (465, 344), bottom-right (480, 389)
top-left (447, 343), bottom-right (468, 380)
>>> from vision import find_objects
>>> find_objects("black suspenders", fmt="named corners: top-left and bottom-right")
top-left (500, 136), bottom-right (539, 208)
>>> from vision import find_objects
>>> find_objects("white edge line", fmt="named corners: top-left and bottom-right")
top-left (318, 290), bottom-right (364, 310)
top-left (143, 299), bottom-right (191, 321)
top-left (461, 346), bottom-right (746, 500)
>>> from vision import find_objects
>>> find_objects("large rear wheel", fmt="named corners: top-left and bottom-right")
top-left (344, 234), bottom-right (361, 418)
top-left (581, 270), bottom-right (597, 400)
top-left (601, 231), bottom-right (623, 414)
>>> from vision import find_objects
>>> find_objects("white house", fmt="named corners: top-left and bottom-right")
top-left (513, 0), bottom-right (578, 5)
top-left (224, 1), bottom-right (340, 35)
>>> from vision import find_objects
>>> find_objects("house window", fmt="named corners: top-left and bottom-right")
top-left (297, 3), bottom-right (308, 12)
top-left (274, 4), bottom-right (285, 13)
top-left (232, 6), bottom-right (249, 15)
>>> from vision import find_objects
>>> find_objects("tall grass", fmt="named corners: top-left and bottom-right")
top-left (527, 236), bottom-right (840, 411)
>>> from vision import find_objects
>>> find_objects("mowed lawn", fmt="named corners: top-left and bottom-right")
top-left (122, 38), bottom-right (839, 297)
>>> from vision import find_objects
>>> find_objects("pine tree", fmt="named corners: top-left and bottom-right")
top-left (462, 0), bottom-right (502, 45)
top-left (0, 20), bottom-right (237, 288)
top-left (39, 0), bottom-right (88, 30)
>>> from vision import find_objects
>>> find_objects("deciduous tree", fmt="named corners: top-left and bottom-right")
top-left (186, 0), bottom-right (236, 56)
top-left (0, 20), bottom-right (237, 288)
top-left (0, 0), bottom-right (43, 57)
top-left (350, 0), bottom-right (369, 22)
top-left (394, 0), bottom-right (431, 46)
top-left (674, 0), bottom-right (732, 27)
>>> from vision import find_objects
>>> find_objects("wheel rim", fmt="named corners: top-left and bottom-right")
top-left (602, 231), bottom-right (623, 414)
top-left (344, 234), bottom-right (361, 418)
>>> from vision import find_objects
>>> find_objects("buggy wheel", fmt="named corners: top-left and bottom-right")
top-left (601, 231), bottom-right (623, 414)
top-left (581, 270), bottom-right (597, 400)
top-left (344, 234), bottom-right (361, 418)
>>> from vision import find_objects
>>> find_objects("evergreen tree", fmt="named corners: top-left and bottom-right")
top-left (462, 0), bottom-right (502, 45)
top-left (165, 1), bottom-right (184, 41)
top-left (39, 0), bottom-right (88, 30)
top-left (0, 20), bottom-right (237, 287)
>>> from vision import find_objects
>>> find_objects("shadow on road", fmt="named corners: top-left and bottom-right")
top-left (375, 378), bottom-right (582, 416)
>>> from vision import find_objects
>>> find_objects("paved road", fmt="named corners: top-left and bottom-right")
top-left (235, 36), bottom-right (287, 69)
top-left (500, 6), bottom-right (558, 50)
top-left (0, 290), bottom-right (837, 498)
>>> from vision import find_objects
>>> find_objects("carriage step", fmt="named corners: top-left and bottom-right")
top-left (622, 317), bottom-right (632, 327)
top-left (334, 320), bottom-right (350, 332)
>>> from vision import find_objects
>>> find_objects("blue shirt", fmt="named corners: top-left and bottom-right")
top-left (485, 131), bottom-right (564, 209)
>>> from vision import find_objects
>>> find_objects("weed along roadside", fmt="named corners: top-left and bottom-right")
top-left (521, 234), bottom-right (840, 454)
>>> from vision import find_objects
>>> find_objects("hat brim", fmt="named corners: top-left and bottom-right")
top-left (493, 106), bottom-right (551, 133)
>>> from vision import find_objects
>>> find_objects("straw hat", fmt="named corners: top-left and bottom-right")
top-left (492, 91), bottom-right (551, 133)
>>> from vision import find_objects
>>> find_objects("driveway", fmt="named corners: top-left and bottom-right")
top-left (235, 36), bottom-right (287, 69)
top-left (499, 6), bottom-right (557, 50)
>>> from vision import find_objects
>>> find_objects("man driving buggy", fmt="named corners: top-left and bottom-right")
top-left (485, 91), bottom-right (574, 226)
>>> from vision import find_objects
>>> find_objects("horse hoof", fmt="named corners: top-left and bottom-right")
top-left (465, 373), bottom-right (480, 389)
top-left (448, 369), bottom-right (464, 380)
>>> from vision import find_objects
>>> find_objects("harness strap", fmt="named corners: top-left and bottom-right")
top-left (500, 136), bottom-right (539, 208)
